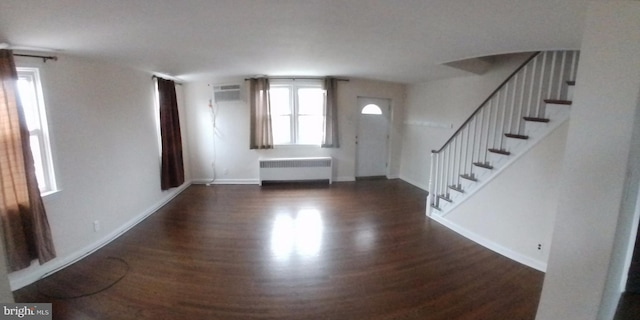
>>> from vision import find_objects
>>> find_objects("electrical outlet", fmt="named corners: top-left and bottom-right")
top-left (93, 220), bottom-right (100, 232)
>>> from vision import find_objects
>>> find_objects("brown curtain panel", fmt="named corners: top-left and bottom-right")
top-left (248, 78), bottom-right (273, 149)
top-left (157, 78), bottom-right (184, 190)
top-left (322, 77), bottom-right (339, 148)
top-left (0, 49), bottom-right (56, 271)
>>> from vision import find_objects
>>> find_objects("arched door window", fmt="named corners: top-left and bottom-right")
top-left (361, 104), bottom-right (382, 115)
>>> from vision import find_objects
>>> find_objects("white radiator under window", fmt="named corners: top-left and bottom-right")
top-left (259, 157), bottom-right (332, 185)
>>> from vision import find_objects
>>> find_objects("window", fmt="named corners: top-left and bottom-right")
top-left (270, 80), bottom-right (325, 145)
top-left (16, 67), bottom-right (56, 194)
top-left (361, 104), bottom-right (382, 115)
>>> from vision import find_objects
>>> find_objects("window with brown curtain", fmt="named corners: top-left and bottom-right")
top-left (0, 49), bottom-right (56, 271)
top-left (156, 77), bottom-right (184, 190)
top-left (322, 77), bottom-right (339, 148)
top-left (248, 78), bottom-right (274, 149)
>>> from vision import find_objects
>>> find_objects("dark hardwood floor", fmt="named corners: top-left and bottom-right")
top-left (15, 180), bottom-right (545, 319)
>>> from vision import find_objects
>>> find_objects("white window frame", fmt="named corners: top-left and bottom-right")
top-left (269, 79), bottom-right (325, 146)
top-left (16, 67), bottom-right (57, 195)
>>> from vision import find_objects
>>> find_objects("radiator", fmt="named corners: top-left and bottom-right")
top-left (259, 157), bottom-right (332, 185)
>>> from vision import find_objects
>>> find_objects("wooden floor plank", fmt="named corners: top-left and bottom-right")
top-left (14, 180), bottom-right (544, 319)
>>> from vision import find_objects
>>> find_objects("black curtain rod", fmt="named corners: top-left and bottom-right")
top-left (151, 75), bottom-right (183, 85)
top-left (244, 76), bottom-right (349, 82)
top-left (13, 53), bottom-right (58, 62)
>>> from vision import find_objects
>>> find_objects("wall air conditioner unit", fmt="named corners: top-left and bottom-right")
top-left (213, 84), bottom-right (242, 103)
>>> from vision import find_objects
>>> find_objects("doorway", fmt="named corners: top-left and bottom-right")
top-left (356, 97), bottom-right (390, 179)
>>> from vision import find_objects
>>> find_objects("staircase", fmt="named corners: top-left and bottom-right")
top-left (427, 51), bottom-right (579, 216)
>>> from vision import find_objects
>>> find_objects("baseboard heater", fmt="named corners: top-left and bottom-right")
top-left (259, 157), bottom-right (332, 185)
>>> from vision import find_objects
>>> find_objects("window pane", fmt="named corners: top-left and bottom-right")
top-left (362, 104), bottom-right (383, 115)
top-left (29, 135), bottom-right (46, 191)
top-left (272, 115), bottom-right (292, 144)
top-left (18, 68), bottom-right (56, 194)
top-left (298, 88), bottom-right (324, 115)
top-left (298, 115), bottom-right (323, 145)
top-left (270, 87), bottom-right (291, 116)
top-left (17, 77), bottom-right (40, 130)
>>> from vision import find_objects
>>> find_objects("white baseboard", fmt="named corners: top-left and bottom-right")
top-left (8, 181), bottom-right (192, 290)
top-left (398, 176), bottom-right (428, 191)
top-left (192, 178), bottom-right (259, 185)
top-left (430, 213), bottom-right (547, 272)
top-left (194, 177), bottom-right (363, 185)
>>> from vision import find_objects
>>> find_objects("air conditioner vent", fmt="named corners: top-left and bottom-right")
top-left (213, 84), bottom-right (241, 103)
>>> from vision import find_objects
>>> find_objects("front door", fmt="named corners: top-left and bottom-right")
top-left (356, 97), bottom-right (390, 178)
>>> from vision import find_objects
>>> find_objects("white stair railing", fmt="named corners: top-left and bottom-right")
top-left (427, 51), bottom-right (579, 215)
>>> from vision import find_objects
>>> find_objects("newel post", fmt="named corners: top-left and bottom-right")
top-left (426, 151), bottom-right (435, 217)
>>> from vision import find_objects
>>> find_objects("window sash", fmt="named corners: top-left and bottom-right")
top-left (270, 81), bottom-right (324, 145)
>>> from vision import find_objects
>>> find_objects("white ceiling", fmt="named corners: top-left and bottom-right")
top-left (0, 0), bottom-right (590, 84)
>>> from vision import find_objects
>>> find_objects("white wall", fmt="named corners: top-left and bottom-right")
top-left (399, 53), bottom-right (532, 190)
top-left (536, 2), bottom-right (640, 320)
top-left (8, 54), bottom-right (191, 289)
top-left (183, 78), bottom-right (406, 183)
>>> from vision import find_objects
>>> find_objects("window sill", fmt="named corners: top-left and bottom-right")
top-left (274, 144), bottom-right (322, 149)
top-left (41, 189), bottom-right (62, 199)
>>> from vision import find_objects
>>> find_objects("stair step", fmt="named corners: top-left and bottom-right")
top-left (431, 204), bottom-right (441, 211)
top-left (544, 99), bottom-right (572, 105)
top-left (438, 194), bottom-right (452, 203)
top-left (523, 117), bottom-right (550, 123)
top-left (504, 133), bottom-right (529, 140)
top-left (460, 174), bottom-right (477, 182)
top-left (488, 148), bottom-right (511, 155)
top-left (566, 80), bottom-right (576, 86)
top-left (473, 162), bottom-right (494, 170)
top-left (449, 185), bottom-right (464, 193)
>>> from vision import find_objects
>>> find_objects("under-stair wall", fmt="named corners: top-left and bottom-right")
top-left (432, 121), bottom-right (569, 271)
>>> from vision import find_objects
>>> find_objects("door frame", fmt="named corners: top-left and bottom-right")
top-left (355, 96), bottom-right (391, 179)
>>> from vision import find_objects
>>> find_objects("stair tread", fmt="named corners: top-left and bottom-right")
top-left (431, 204), bottom-right (441, 211)
top-left (449, 185), bottom-right (464, 193)
top-left (566, 80), bottom-right (576, 86)
top-left (523, 117), bottom-right (550, 123)
top-left (504, 133), bottom-right (529, 140)
top-left (437, 194), bottom-right (452, 203)
top-left (544, 99), bottom-right (572, 105)
top-left (460, 174), bottom-right (477, 182)
top-left (488, 148), bottom-right (511, 155)
top-left (473, 162), bottom-right (494, 170)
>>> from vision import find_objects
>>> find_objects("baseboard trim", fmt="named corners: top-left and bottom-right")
top-left (192, 178), bottom-right (259, 185)
top-left (430, 213), bottom-right (547, 272)
top-left (8, 181), bottom-right (192, 291)
top-left (398, 176), bottom-right (428, 191)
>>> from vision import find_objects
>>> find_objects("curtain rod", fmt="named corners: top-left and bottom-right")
top-left (13, 53), bottom-right (58, 62)
top-left (151, 75), bottom-right (183, 85)
top-left (244, 76), bottom-right (349, 82)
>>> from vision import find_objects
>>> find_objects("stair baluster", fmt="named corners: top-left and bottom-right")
top-left (427, 51), bottom-right (580, 216)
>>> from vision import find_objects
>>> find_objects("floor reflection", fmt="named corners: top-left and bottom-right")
top-left (270, 209), bottom-right (324, 261)
top-left (355, 225), bottom-right (376, 251)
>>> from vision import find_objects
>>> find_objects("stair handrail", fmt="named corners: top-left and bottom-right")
top-left (431, 51), bottom-right (540, 154)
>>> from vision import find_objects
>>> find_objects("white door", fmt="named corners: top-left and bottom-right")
top-left (356, 97), bottom-right (390, 178)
